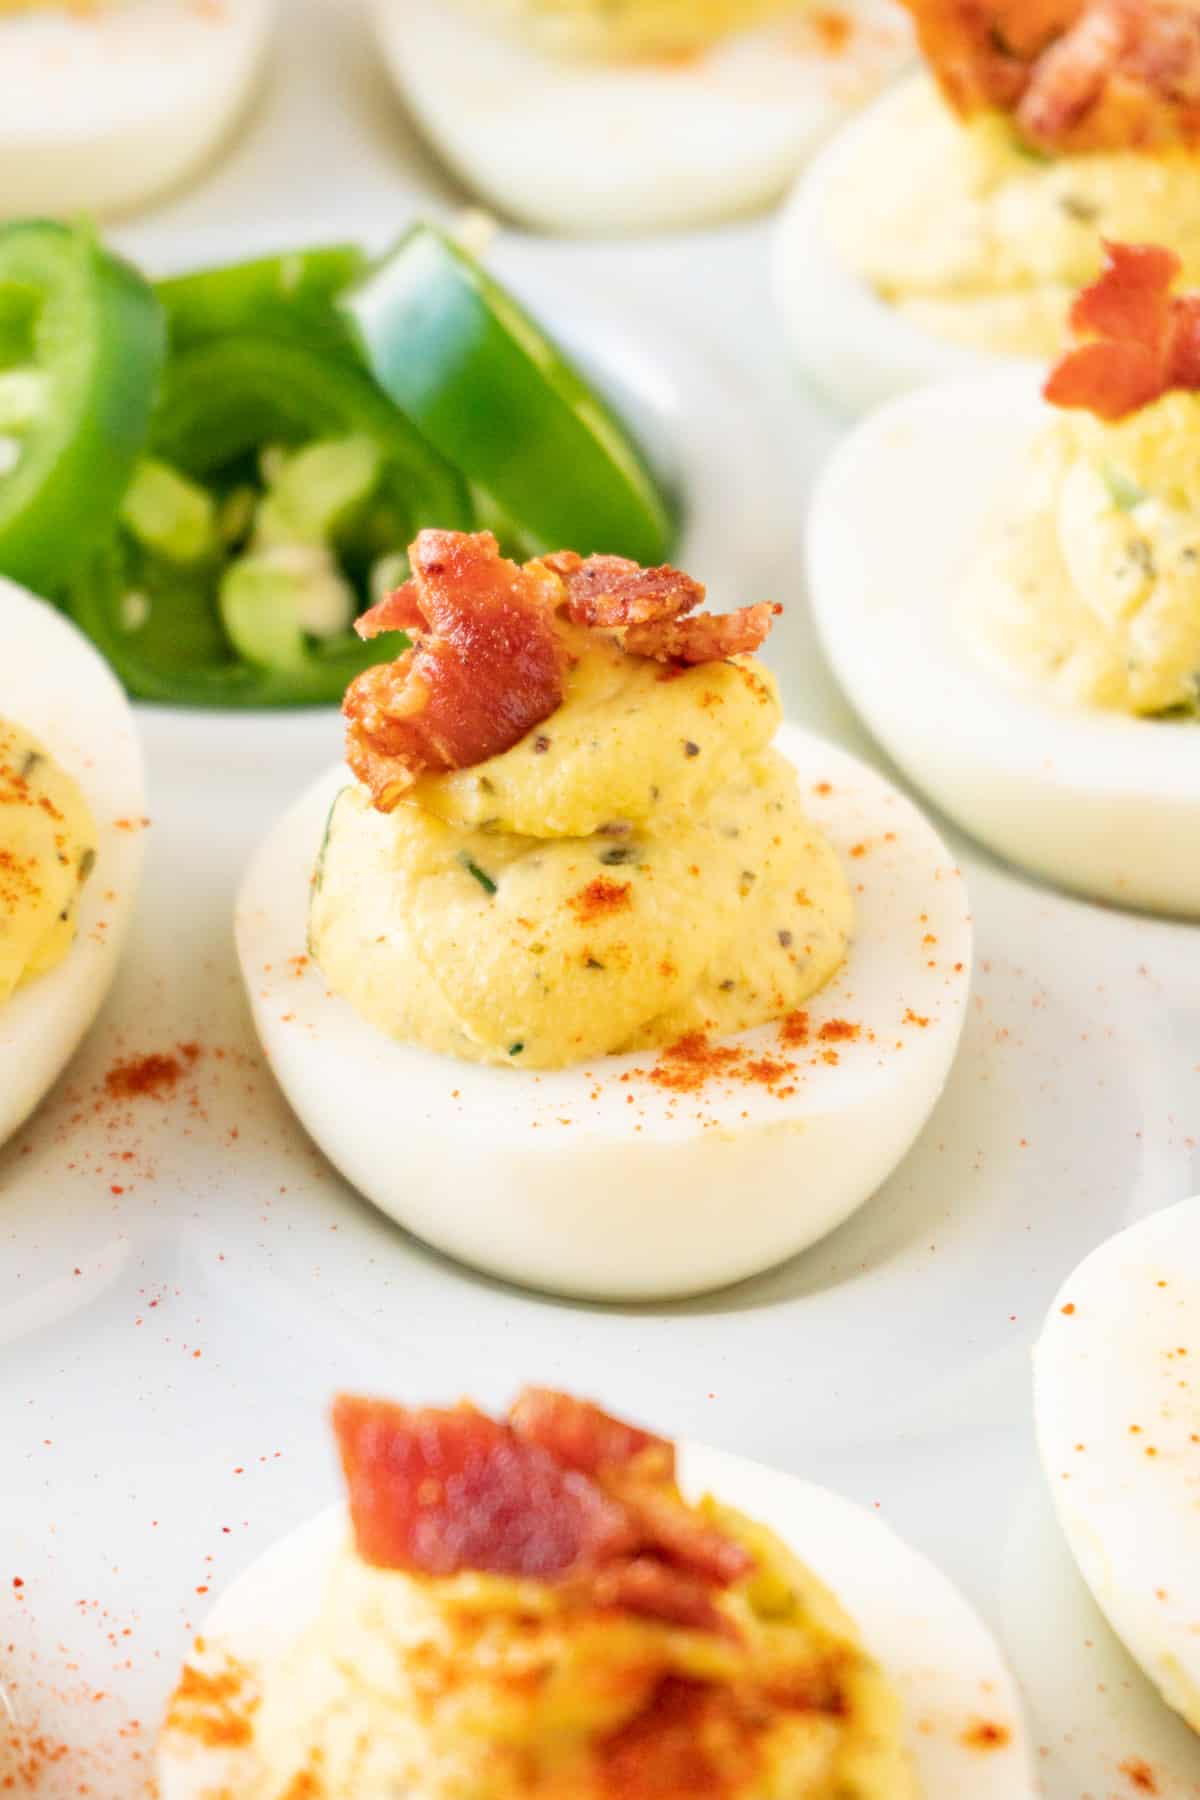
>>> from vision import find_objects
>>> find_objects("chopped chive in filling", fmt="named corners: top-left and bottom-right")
top-left (460, 853), bottom-right (498, 895)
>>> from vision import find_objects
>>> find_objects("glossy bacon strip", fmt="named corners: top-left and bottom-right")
top-left (344, 529), bottom-right (567, 811)
top-left (509, 1388), bottom-right (675, 1480)
top-left (903, 0), bottom-right (1200, 149)
top-left (1044, 239), bottom-right (1200, 416)
top-left (333, 1392), bottom-right (756, 1639)
top-left (332, 1397), bottom-right (634, 1579)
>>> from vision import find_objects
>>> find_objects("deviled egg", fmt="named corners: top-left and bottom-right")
top-left (0, 580), bottom-right (144, 1147)
top-left (0, 0), bottom-right (276, 220)
top-left (236, 528), bottom-right (970, 1299)
top-left (806, 244), bottom-right (1200, 915)
top-left (1034, 1195), bottom-right (1200, 1736)
top-left (775, 0), bottom-right (1200, 413)
top-left (159, 1387), bottom-right (1035, 1799)
top-left (367, 0), bottom-right (913, 235)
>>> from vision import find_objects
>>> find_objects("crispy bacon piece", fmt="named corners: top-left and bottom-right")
top-left (332, 1397), bottom-right (635, 1579)
top-left (342, 531), bottom-right (780, 810)
top-left (589, 1558), bottom-right (738, 1640)
top-left (903, 0), bottom-right (1075, 114)
top-left (546, 548), bottom-right (778, 662)
top-left (544, 551), bottom-right (707, 630)
top-left (903, 0), bottom-right (1200, 150)
top-left (1044, 239), bottom-right (1200, 416)
top-left (623, 602), bottom-right (781, 665)
top-left (618, 1486), bottom-right (756, 1587)
top-left (333, 1392), bottom-right (756, 1639)
top-left (344, 529), bottom-right (567, 812)
top-left (508, 1388), bottom-right (675, 1480)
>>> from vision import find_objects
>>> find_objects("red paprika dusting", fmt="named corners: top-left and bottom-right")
top-left (817, 1019), bottom-right (860, 1044)
top-left (1119, 1759), bottom-right (1160, 1794)
top-left (103, 1043), bottom-right (201, 1102)
top-left (811, 7), bottom-right (852, 52)
top-left (962, 1719), bottom-right (1012, 1751)
top-left (648, 1033), bottom-right (798, 1097)
top-left (164, 1654), bottom-right (259, 1750)
top-left (569, 877), bottom-right (633, 924)
top-left (778, 1011), bottom-right (810, 1048)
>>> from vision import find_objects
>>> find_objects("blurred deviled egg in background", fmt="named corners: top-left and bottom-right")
top-left (367, 0), bottom-right (913, 234)
top-left (806, 243), bottom-right (1200, 916)
top-left (237, 528), bottom-right (971, 1300)
top-left (775, 0), bottom-right (1200, 412)
top-left (1035, 1195), bottom-right (1200, 1737)
top-left (0, 0), bottom-right (277, 220)
top-left (0, 582), bottom-right (145, 1149)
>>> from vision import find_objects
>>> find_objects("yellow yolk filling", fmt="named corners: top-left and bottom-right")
top-left (0, 719), bottom-right (96, 1008)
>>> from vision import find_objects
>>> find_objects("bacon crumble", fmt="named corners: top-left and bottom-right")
top-left (332, 1389), bottom-right (755, 1640)
top-left (904, 0), bottom-right (1200, 150)
top-left (343, 530), bottom-right (780, 810)
top-left (547, 548), bottom-right (781, 664)
top-left (1044, 239), bottom-right (1200, 416)
top-left (345, 530), bottom-right (567, 813)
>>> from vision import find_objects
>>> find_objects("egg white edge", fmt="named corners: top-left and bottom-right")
top-left (1032, 1193), bottom-right (1200, 1734)
top-left (156, 1435), bottom-right (1037, 1799)
top-left (805, 371), bottom-right (1200, 913)
top-left (772, 76), bottom-right (1042, 417)
top-left (367, 0), bottom-right (916, 234)
top-left (233, 722), bottom-right (973, 1295)
top-left (0, 582), bottom-right (145, 1146)
top-left (0, 0), bottom-right (278, 219)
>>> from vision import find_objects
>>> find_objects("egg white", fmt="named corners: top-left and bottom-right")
top-left (772, 82), bottom-right (1040, 416)
top-left (0, 580), bottom-right (145, 1148)
top-left (235, 722), bottom-right (971, 1302)
top-left (157, 1436), bottom-right (1036, 1800)
top-left (1034, 1196), bottom-right (1200, 1737)
top-left (367, 0), bottom-right (913, 235)
top-left (0, 0), bottom-right (276, 221)
top-left (806, 374), bottom-right (1200, 916)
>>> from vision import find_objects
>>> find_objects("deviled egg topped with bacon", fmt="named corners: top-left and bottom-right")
top-left (159, 1387), bottom-right (1035, 1799)
top-left (806, 243), bottom-right (1200, 916)
top-left (368, 0), bottom-right (913, 235)
top-left (236, 529), bottom-right (970, 1299)
top-left (0, 0), bottom-right (276, 220)
top-left (775, 0), bottom-right (1200, 411)
top-left (0, 580), bottom-right (144, 1148)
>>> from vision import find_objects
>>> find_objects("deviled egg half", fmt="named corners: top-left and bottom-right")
top-left (236, 528), bottom-right (971, 1300)
top-left (0, 580), bottom-right (145, 1147)
top-left (0, 0), bottom-right (276, 220)
top-left (367, 0), bottom-right (913, 235)
top-left (775, 0), bottom-right (1200, 413)
top-left (1035, 1195), bottom-right (1200, 1736)
top-left (806, 243), bottom-right (1200, 916)
top-left (159, 1386), bottom-right (1035, 1799)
